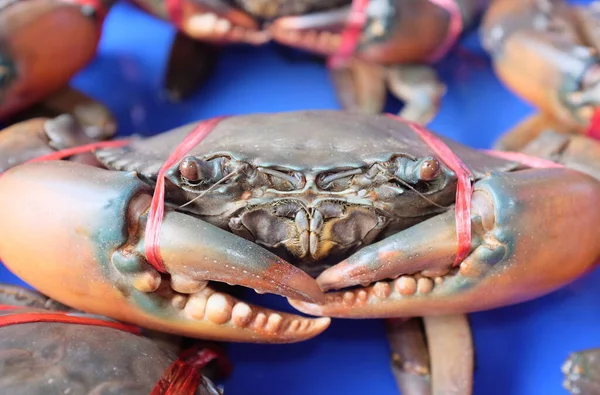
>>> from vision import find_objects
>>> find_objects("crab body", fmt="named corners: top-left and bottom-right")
top-left (0, 110), bottom-right (597, 342)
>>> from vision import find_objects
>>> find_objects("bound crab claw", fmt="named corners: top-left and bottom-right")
top-left (0, 146), bottom-right (329, 342)
top-left (0, 0), bottom-right (115, 134)
top-left (269, 0), bottom-right (485, 123)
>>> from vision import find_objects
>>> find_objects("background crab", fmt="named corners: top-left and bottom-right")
top-left (0, 0), bottom-right (488, 134)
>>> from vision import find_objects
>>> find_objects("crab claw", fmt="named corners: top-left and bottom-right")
top-left (177, 0), bottom-right (269, 44)
top-left (0, 0), bottom-right (102, 120)
top-left (0, 161), bottom-right (329, 343)
top-left (291, 168), bottom-right (600, 317)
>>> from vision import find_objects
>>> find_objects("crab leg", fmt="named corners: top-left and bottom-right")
top-left (0, 161), bottom-right (329, 343)
top-left (291, 167), bottom-right (600, 317)
top-left (9, 86), bottom-right (116, 140)
top-left (163, 32), bottom-right (219, 102)
top-left (386, 318), bottom-right (432, 395)
top-left (386, 315), bottom-right (473, 395)
top-left (0, 115), bottom-right (110, 172)
top-left (563, 348), bottom-right (600, 395)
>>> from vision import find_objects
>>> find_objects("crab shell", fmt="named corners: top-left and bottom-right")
top-left (0, 284), bottom-right (222, 395)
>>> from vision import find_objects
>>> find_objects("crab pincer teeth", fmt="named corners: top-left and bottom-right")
top-left (170, 285), bottom-right (330, 342)
top-left (269, 8), bottom-right (349, 55)
top-left (316, 210), bottom-right (461, 292)
top-left (157, 209), bottom-right (326, 304)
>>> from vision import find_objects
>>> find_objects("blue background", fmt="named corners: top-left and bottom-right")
top-left (3, 1), bottom-right (600, 394)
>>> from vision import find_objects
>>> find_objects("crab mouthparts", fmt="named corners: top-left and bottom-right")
top-left (228, 201), bottom-right (388, 274)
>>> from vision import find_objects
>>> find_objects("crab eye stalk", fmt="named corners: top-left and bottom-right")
top-left (179, 156), bottom-right (211, 184)
top-left (395, 156), bottom-right (442, 184)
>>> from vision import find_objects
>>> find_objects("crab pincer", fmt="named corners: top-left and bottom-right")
top-left (0, 0), bottom-right (115, 130)
top-left (0, 115), bottom-right (333, 343)
top-left (290, 122), bottom-right (600, 319)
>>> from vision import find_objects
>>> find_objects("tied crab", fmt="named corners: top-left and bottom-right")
top-left (0, 283), bottom-right (226, 395)
top-left (0, 0), bottom-right (486, 131)
top-left (1, 110), bottom-right (600, 392)
top-left (481, 0), bottom-right (600, 150)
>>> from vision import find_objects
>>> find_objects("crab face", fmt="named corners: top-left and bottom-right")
top-left (97, 111), bottom-right (515, 279)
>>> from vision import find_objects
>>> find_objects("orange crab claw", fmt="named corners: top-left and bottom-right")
top-left (0, 0), bottom-right (103, 121)
top-left (291, 168), bottom-right (600, 318)
top-left (0, 161), bottom-right (329, 343)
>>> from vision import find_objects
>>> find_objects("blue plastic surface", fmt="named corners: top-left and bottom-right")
top-left (2, 2), bottom-right (600, 394)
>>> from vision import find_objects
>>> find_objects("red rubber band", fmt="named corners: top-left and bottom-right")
top-left (386, 114), bottom-right (474, 266)
top-left (327, 0), bottom-right (369, 69)
top-left (483, 149), bottom-right (565, 169)
top-left (426, 0), bottom-right (463, 63)
top-left (144, 117), bottom-right (228, 273)
top-left (24, 139), bottom-right (132, 164)
top-left (0, 307), bottom-right (141, 334)
top-left (0, 140), bottom-right (131, 181)
top-left (585, 107), bottom-right (600, 140)
top-left (151, 345), bottom-right (232, 395)
top-left (166, 0), bottom-right (183, 27)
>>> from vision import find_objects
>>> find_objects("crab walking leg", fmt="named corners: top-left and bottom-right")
top-left (0, 161), bottom-right (329, 343)
top-left (329, 58), bottom-right (387, 115)
top-left (290, 168), bottom-right (600, 317)
top-left (386, 318), bottom-right (432, 395)
top-left (0, 115), bottom-right (110, 173)
top-left (10, 86), bottom-right (117, 140)
top-left (423, 315), bottom-right (473, 395)
top-left (562, 348), bottom-right (600, 395)
top-left (386, 315), bottom-right (473, 395)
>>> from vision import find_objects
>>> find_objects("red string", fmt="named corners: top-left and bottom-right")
top-left (426, 0), bottom-right (463, 63)
top-left (24, 139), bottom-right (132, 164)
top-left (166, 0), bottom-right (183, 27)
top-left (327, 0), bottom-right (369, 69)
top-left (0, 307), bottom-right (141, 334)
top-left (151, 345), bottom-right (232, 395)
top-left (144, 117), bottom-right (227, 273)
top-left (483, 149), bottom-right (565, 169)
top-left (0, 307), bottom-right (228, 395)
top-left (386, 114), bottom-right (474, 266)
top-left (585, 107), bottom-right (600, 140)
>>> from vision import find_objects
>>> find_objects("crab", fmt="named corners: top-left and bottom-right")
top-left (0, 0), bottom-right (116, 136)
top-left (0, 0), bottom-right (487, 132)
top-left (481, 0), bottom-right (600, 151)
top-left (1, 109), bottom-right (599, 393)
top-left (0, 283), bottom-right (224, 395)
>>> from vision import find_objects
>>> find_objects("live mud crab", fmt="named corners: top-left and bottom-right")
top-left (1, 110), bottom-right (600, 393)
top-left (0, 283), bottom-right (225, 394)
top-left (0, 0), bottom-right (487, 131)
top-left (481, 0), bottom-right (600, 150)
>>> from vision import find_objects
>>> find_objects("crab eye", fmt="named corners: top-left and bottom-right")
top-left (179, 156), bottom-right (210, 183)
top-left (419, 158), bottom-right (441, 181)
top-left (394, 156), bottom-right (443, 184)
